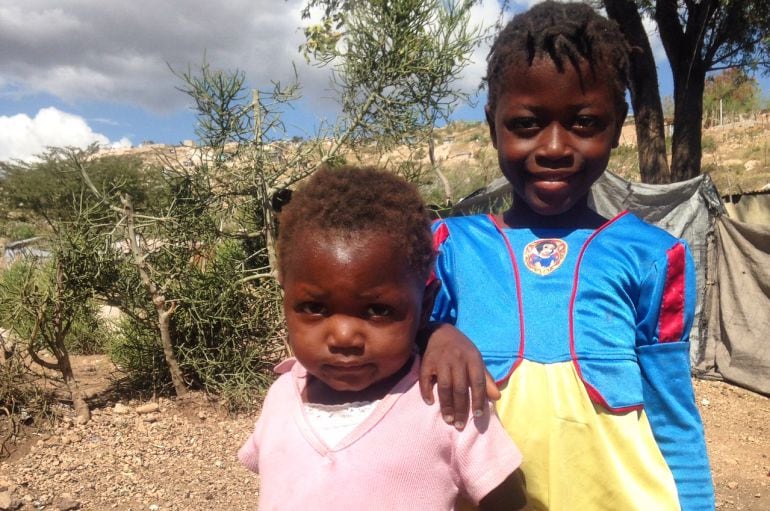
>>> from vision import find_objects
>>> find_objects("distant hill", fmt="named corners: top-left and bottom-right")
top-left (99, 120), bottom-right (770, 198)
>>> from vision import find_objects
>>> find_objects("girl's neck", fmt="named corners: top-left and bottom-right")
top-left (304, 356), bottom-right (414, 406)
top-left (497, 197), bottom-right (607, 230)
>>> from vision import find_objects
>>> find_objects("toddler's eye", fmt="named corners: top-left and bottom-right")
top-left (299, 302), bottom-right (327, 315)
top-left (366, 304), bottom-right (393, 318)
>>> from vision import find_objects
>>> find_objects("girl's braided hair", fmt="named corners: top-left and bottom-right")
top-left (485, 1), bottom-right (631, 113)
top-left (277, 165), bottom-right (434, 281)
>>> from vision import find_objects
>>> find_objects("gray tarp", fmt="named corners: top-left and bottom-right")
top-left (452, 170), bottom-right (769, 395)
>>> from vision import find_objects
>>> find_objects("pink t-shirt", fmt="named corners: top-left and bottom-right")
top-left (238, 357), bottom-right (522, 510)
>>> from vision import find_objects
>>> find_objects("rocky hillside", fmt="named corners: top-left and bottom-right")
top-left (98, 120), bottom-right (770, 201)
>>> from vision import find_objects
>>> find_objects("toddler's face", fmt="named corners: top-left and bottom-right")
top-left (486, 56), bottom-right (626, 217)
top-left (280, 231), bottom-right (430, 399)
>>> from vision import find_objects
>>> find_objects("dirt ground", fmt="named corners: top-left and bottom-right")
top-left (0, 355), bottom-right (768, 511)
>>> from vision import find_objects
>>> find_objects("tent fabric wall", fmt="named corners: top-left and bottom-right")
top-left (701, 217), bottom-right (770, 395)
top-left (723, 192), bottom-right (770, 225)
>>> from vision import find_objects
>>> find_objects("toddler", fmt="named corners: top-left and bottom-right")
top-left (239, 165), bottom-right (526, 510)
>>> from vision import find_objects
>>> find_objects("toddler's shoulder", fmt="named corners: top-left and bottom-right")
top-left (261, 359), bottom-right (301, 403)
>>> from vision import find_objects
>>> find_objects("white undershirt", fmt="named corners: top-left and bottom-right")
top-left (304, 400), bottom-right (380, 447)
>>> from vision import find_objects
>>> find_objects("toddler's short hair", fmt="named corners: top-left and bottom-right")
top-left (485, 0), bottom-right (631, 113)
top-left (277, 165), bottom-right (434, 281)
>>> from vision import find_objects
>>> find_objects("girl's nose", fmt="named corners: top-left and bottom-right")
top-left (545, 123), bottom-right (567, 152)
top-left (538, 123), bottom-right (573, 165)
top-left (327, 315), bottom-right (365, 352)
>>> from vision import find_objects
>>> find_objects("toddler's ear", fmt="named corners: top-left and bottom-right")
top-left (485, 105), bottom-right (498, 149)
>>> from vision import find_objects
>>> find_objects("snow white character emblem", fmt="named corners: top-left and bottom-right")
top-left (523, 239), bottom-right (567, 276)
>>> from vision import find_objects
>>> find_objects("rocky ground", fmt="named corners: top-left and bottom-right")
top-left (0, 355), bottom-right (768, 511)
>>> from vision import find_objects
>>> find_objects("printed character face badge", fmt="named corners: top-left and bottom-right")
top-left (524, 239), bottom-right (568, 276)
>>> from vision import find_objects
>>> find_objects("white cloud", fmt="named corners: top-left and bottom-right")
top-left (0, 107), bottom-right (130, 162)
top-left (0, 0), bottom-right (320, 113)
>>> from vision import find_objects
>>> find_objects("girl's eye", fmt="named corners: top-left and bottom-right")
top-left (366, 304), bottom-right (393, 318)
top-left (507, 117), bottom-right (539, 131)
top-left (299, 302), bottom-right (327, 315)
top-left (574, 116), bottom-right (601, 130)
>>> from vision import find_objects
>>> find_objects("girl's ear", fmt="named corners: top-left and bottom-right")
top-left (485, 105), bottom-right (498, 149)
top-left (612, 102), bottom-right (629, 148)
top-left (420, 279), bottom-right (441, 328)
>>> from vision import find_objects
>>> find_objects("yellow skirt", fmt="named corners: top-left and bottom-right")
top-left (487, 359), bottom-right (680, 510)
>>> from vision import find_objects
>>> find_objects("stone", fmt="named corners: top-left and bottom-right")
top-left (52, 493), bottom-right (79, 511)
top-left (136, 403), bottom-right (160, 415)
top-left (113, 403), bottom-right (130, 415)
top-left (0, 491), bottom-right (22, 510)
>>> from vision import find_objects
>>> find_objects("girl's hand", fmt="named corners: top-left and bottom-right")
top-left (418, 323), bottom-right (500, 430)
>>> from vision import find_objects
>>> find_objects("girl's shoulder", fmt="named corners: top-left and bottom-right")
top-left (602, 211), bottom-right (686, 252)
top-left (432, 214), bottom-right (499, 245)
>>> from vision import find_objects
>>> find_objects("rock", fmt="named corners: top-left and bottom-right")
top-left (136, 403), bottom-right (160, 415)
top-left (52, 493), bottom-right (80, 510)
top-left (0, 491), bottom-right (22, 510)
top-left (727, 481), bottom-right (739, 489)
top-left (700, 398), bottom-right (710, 406)
top-left (113, 403), bottom-right (130, 415)
top-left (744, 160), bottom-right (761, 171)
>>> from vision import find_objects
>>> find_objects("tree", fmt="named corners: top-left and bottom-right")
top-left (0, 153), bottom-right (156, 225)
top-left (603, 0), bottom-right (770, 182)
top-left (301, 0), bottom-right (493, 204)
top-left (602, 0), bottom-right (671, 183)
top-left (0, 213), bottom-right (110, 425)
top-left (702, 68), bottom-right (760, 125)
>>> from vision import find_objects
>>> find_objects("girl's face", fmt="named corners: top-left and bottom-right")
top-left (486, 57), bottom-right (626, 217)
top-left (280, 231), bottom-right (433, 403)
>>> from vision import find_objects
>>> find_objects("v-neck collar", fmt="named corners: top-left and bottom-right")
top-left (286, 357), bottom-right (419, 455)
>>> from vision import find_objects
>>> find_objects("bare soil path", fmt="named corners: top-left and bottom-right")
top-left (0, 355), bottom-right (767, 511)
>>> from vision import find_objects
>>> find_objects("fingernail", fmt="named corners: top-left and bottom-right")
top-left (424, 398), bottom-right (433, 405)
top-left (454, 421), bottom-right (465, 430)
top-left (443, 414), bottom-right (454, 424)
top-left (473, 409), bottom-right (483, 418)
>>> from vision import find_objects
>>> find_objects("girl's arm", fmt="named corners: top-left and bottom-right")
top-left (479, 469), bottom-right (528, 511)
top-left (636, 241), bottom-right (715, 510)
top-left (418, 322), bottom-right (500, 430)
top-left (424, 220), bottom-right (499, 430)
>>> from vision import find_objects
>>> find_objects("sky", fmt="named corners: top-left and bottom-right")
top-left (1, 0), bottom-right (767, 163)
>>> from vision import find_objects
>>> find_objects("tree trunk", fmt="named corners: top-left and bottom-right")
top-left (59, 355), bottom-right (91, 424)
top-left (121, 194), bottom-right (188, 397)
top-left (603, 0), bottom-right (671, 183)
top-left (429, 136), bottom-right (453, 206)
top-left (51, 264), bottom-right (91, 423)
top-left (155, 297), bottom-right (187, 396)
top-left (670, 62), bottom-right (707, 181)
top-left (654, 0), bottom-right (713, 181)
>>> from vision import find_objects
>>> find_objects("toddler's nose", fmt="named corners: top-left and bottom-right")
top-left (327, 315), bottom-right (365, 352)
